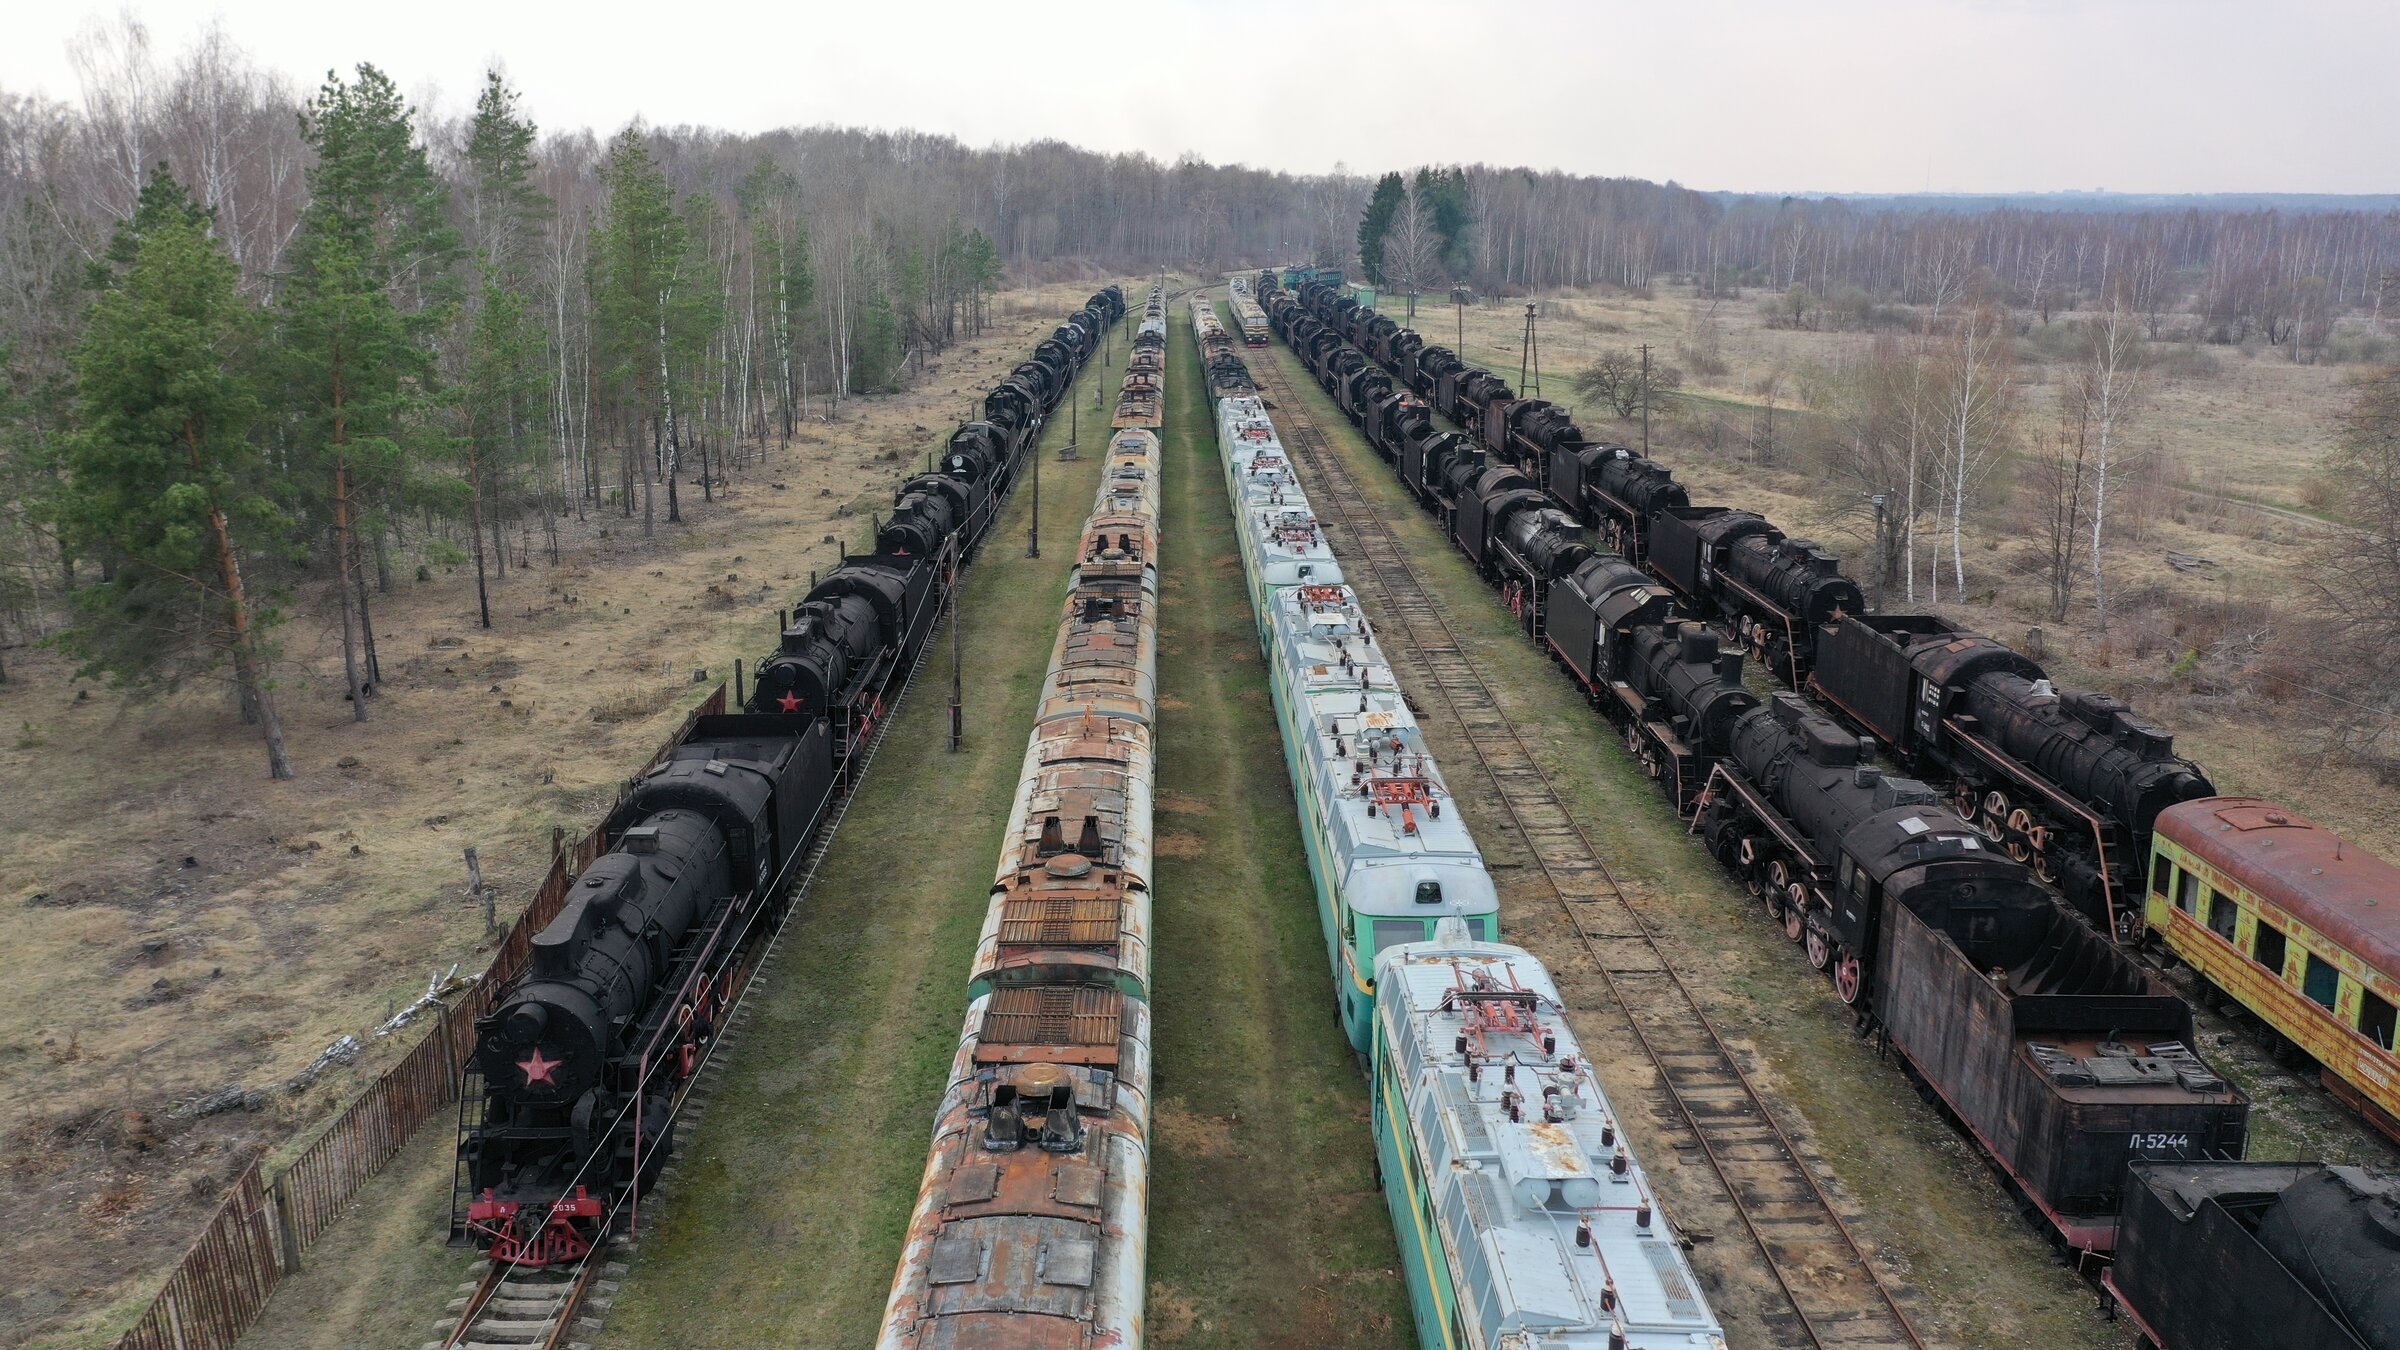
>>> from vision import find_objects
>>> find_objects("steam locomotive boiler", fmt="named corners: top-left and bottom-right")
top-left (1811, 613), bottom-right (2216, 932)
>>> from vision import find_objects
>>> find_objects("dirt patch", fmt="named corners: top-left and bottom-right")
top-left (1146, 1289), bottom-right (1200, 1341)
top-left (1153, 831), bottom-right (1208, 858)
top-left (1151, 1101), bottom-right (1238, 1157)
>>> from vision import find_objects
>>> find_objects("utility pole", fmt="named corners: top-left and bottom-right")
top-left (1869, 493), bottom-right (1889, 609)
top-left (1639, 343), bottom-right (1653, 455)
top-left (1520, 303), bottom-right (1535, 395)
top-left (947, 551), bottom-right (963, 751)
top-left (1028, 416), bottom-right (1042, 559)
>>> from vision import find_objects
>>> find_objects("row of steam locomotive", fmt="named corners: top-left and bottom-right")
top-left (451, 286), bottom-right (1128, 1269)
top-left (1259, 271), bottom-right (2400, 1348)
top-left (878, 283), bottom-right (1169, 1347)
top-left (1269, 276), bottom-right (2212, 937)
top-left (1203, 291), bottom-right (1727, 1350)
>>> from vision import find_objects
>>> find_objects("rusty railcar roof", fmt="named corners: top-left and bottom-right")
top-left (2158, 796), bottom-right (2400, 973)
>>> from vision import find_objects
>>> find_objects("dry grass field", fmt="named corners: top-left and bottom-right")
top-left (1414, 280), bottom-right (2399, 863)
top-left (0, 280), bottom-right (1118, 1349)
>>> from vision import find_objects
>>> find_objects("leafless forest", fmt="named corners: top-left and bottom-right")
top-left (8, 22), bottom-right (2400, 751)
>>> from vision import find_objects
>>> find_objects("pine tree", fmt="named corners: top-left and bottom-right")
top-left (461, 71), bottom-right (548, 283)
top-left (456, 279), bottom-right (542, 627)
top-left (279, 65), bottom-right (459, 719)
top-left (454, 69), bottom-right (550, 626)
top-left (56, 171), bottom-right (294, 778)
top-left (1357, 172), bottom-right (1405, 287)
top-left (592, 129), bottom-right (686, 537)
top-left (1414, 167), bottom-right (1477, 279)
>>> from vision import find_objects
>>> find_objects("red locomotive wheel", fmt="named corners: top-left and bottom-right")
top-left (1805, 915), bottom-right (1832, 970)
top-left (1783, 887), bottom-right (1807, 942)
top-left (1834, 951), bottom-right (1865, 1005)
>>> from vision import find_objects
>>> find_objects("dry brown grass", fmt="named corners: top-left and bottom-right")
top-left (1430, 281), bottom-right (2396, 864)
top-left (0, 278), bottom-right (1121, 1350)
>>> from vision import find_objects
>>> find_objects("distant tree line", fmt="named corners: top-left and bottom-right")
top-left (9, 17), bottom-right (2400, 774)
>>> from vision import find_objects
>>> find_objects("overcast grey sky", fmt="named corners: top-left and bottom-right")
top-left (3, 0), bottom-right (2390, 194)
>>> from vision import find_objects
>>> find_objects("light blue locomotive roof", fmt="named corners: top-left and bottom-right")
top-left (1376, 933), bottom-right (1727, 1349)
top-left (1220, 397), bottom-right (1345, 589)
top-left (1273, 584), bottom-right (1494, 921)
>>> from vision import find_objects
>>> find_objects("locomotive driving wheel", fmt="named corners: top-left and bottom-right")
top-left (1805, 914), bottom-right (1833, 970)
top-left (2005, 807), bottom-right (2035, 861)
top-left (1833, 950), bottom-right (1866, 1005)
top-left (1783, 887), bottom-right (1808, 943)
top-left (1738, 837), bottom-right (1766, 897)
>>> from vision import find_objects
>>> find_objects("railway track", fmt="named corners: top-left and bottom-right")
top-left (1249, 343), bottom-right (1926, 1350)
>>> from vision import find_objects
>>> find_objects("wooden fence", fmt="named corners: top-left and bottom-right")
top-left (113, 686), bottom-right (727, 1350)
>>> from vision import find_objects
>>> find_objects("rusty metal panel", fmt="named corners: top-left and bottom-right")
top-left (977, 987), bottom-right (1123, 1062)
top-left (998, 895), bottom-right (1124, 948)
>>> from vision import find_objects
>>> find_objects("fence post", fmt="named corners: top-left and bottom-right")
top-left (271, 1174), bottom-right (301, 1275)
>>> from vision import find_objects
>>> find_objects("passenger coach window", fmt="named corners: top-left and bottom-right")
top-left (2208, 891), bottom-right (2239, 940)
top-left (2360, 991), bottom-right (2398, 1053)
top-left (2254, 923), bottom-right (2288, 977)
top-left (2305, 954), bottom-right (2341, 1010)
top-left (2151, 855), bottom-right (2172, 897)
top-left (2176, 870), bottom-right (2200, 914)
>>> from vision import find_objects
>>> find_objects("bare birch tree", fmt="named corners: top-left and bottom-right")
top-left (1932, 301), bottom-right (2014, 599)
top-left (1382, 183), bottom-right (1442, 322)
top-left (2075, 292), bottom-right (2146, 630)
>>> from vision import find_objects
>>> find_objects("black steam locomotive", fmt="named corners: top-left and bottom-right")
top-left (1810, 613), bottom-right (2216, 935)
top-left (1692, 694), bottom-right (2244, 1252)
top-left (452, 285), bottom-right (1122, 1267)
top-left (1255, 270), bottom-right (2247, 1256)
top-left (460, 714), bottom-right (835, 1266)
top-left (2109, 1161), bottom-right (2400, 1350)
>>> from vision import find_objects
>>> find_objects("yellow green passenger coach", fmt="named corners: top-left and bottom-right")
top-left (2147, 796), bottom-right (2400, 1140)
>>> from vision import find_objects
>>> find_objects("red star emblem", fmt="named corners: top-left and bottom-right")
top-left (776, 690), bottom-right (802, 714)
top-left (517, 1049), bottom-right (561, 1086)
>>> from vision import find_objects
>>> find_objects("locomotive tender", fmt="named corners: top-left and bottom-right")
top-left (457, 286), bottom-right (1124, 1268)
top-left (878, 415), bottom-right (1163, 1349)
top-left (2108, 1161), bottom-right (2400, 1350)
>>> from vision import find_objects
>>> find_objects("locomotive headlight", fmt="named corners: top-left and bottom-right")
top-left (504, 1003), bottom-right (549, 1045)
